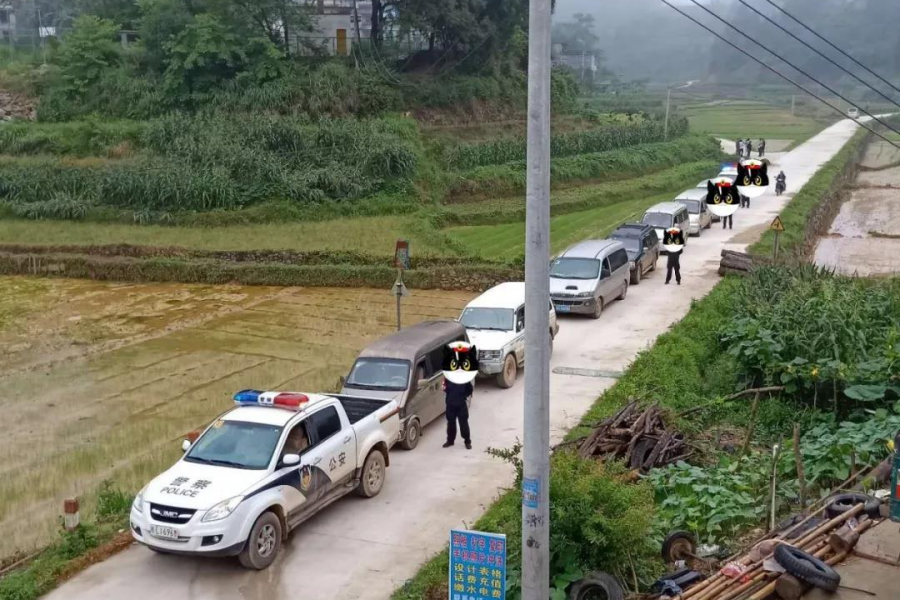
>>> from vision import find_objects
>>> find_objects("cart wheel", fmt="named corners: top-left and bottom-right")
top-left (662, 531), bottom-right (696, 564)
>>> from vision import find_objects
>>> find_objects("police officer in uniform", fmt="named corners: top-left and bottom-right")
top-left (443, 379), bottom-right (473, 450)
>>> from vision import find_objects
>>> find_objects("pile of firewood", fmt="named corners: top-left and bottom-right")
top-left (574, 401), bottom-right (689, 471)
top-left (719, 250), bottom-right (756, 276)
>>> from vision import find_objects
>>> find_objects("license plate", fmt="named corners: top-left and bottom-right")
top-left (150, 525), bottom-right (180, 540)
top-left (555, 305), bottom-right (570, 313)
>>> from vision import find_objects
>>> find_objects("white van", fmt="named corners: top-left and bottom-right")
top-left (458, 282), bottom-right (559, 389)
top-left (641, 202), bottom-right (691, 252)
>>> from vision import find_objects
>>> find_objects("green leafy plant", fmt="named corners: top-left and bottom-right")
top-left (55, 16), bottom-right (122, 95)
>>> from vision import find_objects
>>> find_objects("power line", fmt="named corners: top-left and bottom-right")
top-left (657, 0), bottom-right (900, 151)
top-left (684, 0), bottom-right (900, 139)
top-left (760, 0), bottom-right (900, 98)
top-left (736, 0), bottom-right (900, 111)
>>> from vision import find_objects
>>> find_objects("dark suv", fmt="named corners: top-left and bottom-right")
top-left (609, 223), bottom-right (660, 285)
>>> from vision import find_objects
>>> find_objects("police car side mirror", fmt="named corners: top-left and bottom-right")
top-left (282, 454), bottom-right (300, 467)
top-left (182, 439), bottom-right (191, 452)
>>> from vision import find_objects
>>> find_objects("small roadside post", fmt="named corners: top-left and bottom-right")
top-left (449, 529), bottom-right (507, 600)
top-left (770, 216), bottom-right (785, 262)
top-left (392, 240), bottom-right (410, 331)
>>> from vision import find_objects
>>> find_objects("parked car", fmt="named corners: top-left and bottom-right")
top-left (608, 223), bottom-right (659, 285)
top-left (641, 202), bottom-right (691, 252)
top-left (340, 321), bottom-right (467, 450)
top-left (458, 282), bottom-right (559, 389)
top-left (674, 190), bottom-right (713, 235)
top-left (685, 186), bottom-right (720, 222)
top-left (131, 390), bottom-right (401, 569)
top-left (550, 240), bottom-right (630, 319)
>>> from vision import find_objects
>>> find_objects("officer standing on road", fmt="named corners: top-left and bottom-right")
top-left (665, 248), bottom-right (682, 285)
top-left (758, 138), bottom-right (766, 157)
top-left (723, 212), bottom-right (733, 230)
top-left (443, 379), bottom-right (472, 450)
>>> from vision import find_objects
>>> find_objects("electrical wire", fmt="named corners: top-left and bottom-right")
top-left (657, 0), bottom-right (900, 151)
top-left (684, 0), bottom-right (900, 139)
top-left (760, 0), bottom-right (900, 98)
top-left (736, 0), bottom-right (900, 111)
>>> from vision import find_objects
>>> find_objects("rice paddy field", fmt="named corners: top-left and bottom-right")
top-left (0, 277), bottom-right (474, 559)
top-left (679, 100), bottom-right (832, 149)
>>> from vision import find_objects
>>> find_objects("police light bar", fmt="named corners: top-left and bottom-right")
top-left (233, 390), bottom-right (309, 410)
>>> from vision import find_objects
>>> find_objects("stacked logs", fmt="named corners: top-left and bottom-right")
top-left (574, 401), bottom-right (688, 471)
top-left (719, 250), bottom-right (756, 276)
top-left (682, 503), bottom-right (874, 600)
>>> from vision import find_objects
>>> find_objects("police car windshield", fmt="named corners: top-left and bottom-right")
top-left (345, 358), bottom-right (410, 391)
top-left (460, 307), bottom-right (514, 331)
top-left (186, 421), bottom-right (283, 470)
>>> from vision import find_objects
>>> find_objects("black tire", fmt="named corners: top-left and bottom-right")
top-left (824, 492), bottom-right (881, 519)
top-left (630, 266), bottom-right (641, 286)
top-left (661, 531), bottom-right (696, 563)
top-left (650, 252), bottom-right (658, 271)
top-left (356, 450), bottom-right (386, 498)
top-left (567, 571), bottom-right (625, 600)
top-left (399, 419), bottom-right (420, 451)
top-left (238, 511), bottom-right (282, 570)
top-left (496, 354), bottom-right (517, 388)
top-left (618, 280), bottom-right (628, 301)
top-left (590, 298), bottom-right (603, 320)
top-left (628, 438), bottom-right (656, 470)
top-left (774, 544), bottom-right (840, 592)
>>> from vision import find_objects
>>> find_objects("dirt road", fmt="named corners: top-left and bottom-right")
top-left (44, 118), bottom-right (863, 600)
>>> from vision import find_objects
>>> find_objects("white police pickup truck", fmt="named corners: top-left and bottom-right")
top-left (130, 390), bottom-right (401, 569)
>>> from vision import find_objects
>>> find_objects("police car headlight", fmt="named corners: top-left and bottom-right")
top-left (202, 496), bottom-right (244, 523)
top-left (132, 487), bottom-right (146, 514)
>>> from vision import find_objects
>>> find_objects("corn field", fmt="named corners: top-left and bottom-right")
top-left (441, 116), bottom-right (690, 170)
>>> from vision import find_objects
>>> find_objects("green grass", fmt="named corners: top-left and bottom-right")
top-left (445, 163), bottom-right (716, 260)
top-left (0, 215), bottom-right (442, 255)
top-left (679, 100), bottom-right (832, 148)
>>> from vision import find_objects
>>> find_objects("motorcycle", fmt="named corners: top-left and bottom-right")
top-left (775, 180), bottom-right (785, 196)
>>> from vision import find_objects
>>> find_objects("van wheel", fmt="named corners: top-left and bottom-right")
top-left (400, 419), bottom-right (420, 451)
top-left (238, 512), bottom-right (282, 570)
top-left (356, 450), bottom-right (386, 498)
top-left (590, 298), bottom-right (603, 320)
top-left (618, 281), bottom-right (628, 301)
top-left (650, 253), bottom-right (658, 271)
top-left (630, 267), bottom-right (641, 286)
top-left (497, 354), bottom-right (517, 388)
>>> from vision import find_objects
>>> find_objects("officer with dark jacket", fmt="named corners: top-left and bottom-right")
top-left (443, 379), bottom-right (473, 449)
top-left (663, 227), bottom-right (684, 285)
top-left (665, 248), bottom-right (682, 285)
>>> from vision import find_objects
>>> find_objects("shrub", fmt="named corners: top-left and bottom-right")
top-left (55, 16), bottom-right (121, 95)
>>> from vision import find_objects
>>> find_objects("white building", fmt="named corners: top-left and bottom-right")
top-left (296, 0), bottom-right (373, 56)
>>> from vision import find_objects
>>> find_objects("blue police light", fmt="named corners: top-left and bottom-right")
top-left (233, 389), bottom-right (263, 405)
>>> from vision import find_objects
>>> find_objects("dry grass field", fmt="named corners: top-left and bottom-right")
top-left (0, 277), bottom-right (474, 559)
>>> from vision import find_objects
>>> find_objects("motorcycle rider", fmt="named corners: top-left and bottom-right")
top-left (776, 170), bottom-right (786, 195)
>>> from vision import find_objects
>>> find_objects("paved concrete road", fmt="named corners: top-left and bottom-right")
top-left (45, 118), bottom-right (862, 600)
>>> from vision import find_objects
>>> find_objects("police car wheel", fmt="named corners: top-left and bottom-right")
top-left (400, 419), bottom-right (420, 451)
top-left (238, 512), bottom-right (282, 570)
top-left (356, 450), bottom-right (386, 498)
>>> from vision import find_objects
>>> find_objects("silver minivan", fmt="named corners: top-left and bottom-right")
top-left (340, 321), bottom-right (467, 451)
top-left (642, 202), bottom-right (691, 253)
top-left (549, 240), bottom-right (630, 319)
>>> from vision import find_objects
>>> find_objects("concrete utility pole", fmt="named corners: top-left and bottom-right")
top-left (664, 88), bottom-right (672, 140)
top-left (521, 0), bottom-right (552, 599)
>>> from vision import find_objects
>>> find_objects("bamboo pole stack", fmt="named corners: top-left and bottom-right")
top-left (679, 503), bottom-right (876, 600)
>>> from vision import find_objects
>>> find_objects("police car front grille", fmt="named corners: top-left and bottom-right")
top-left (150, 503), bottom-right (196, 525)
